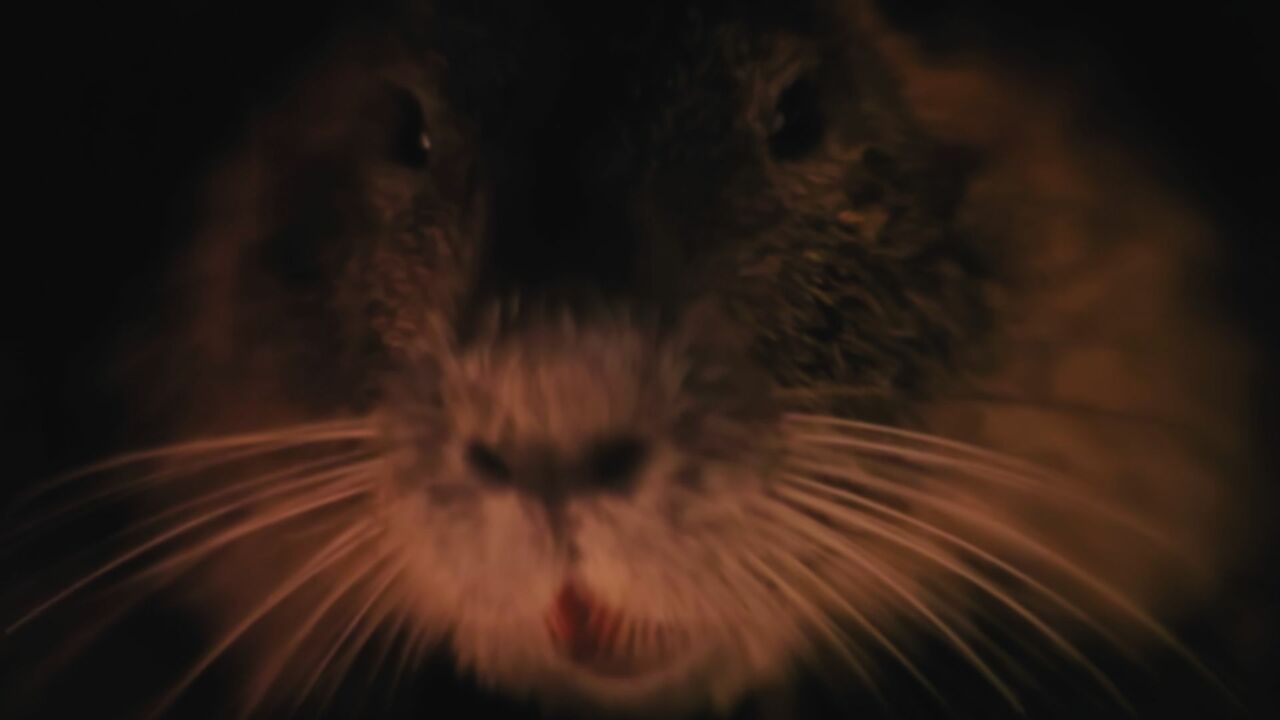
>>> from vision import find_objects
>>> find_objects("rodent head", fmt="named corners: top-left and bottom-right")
top-left (93, 1), bottom-right (1247, 717)
top-left (183, 2), bottom-right (986, 712)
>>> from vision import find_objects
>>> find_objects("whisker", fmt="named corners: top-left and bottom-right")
top-left (785, 424), bottom-right (1171, 545)
top-left (755, 494), bottom-right (1023, 711)
top-left (737, 550), bottom-right (886, 708)
top-left (358, 601), bottom-right (418, 716)
top-left (8, 575), bottom-right (169, 695)
top-left (237, 546), bottom-right (396, 718)
top-left (386, 625), bottom-right (433, 708)
top-left (7, 446), bottom-right (281, 544)
top-left (931, 599), bottom-right (1046, 696)
top-left (778, 388), bottom-right (1191, 434)
top-left (312, 576), bottom-right (407, 713)
top-left (6, 463), bottom-right (380, 633)
top-left (757, 534), bottom-right (942, 704)
top-left (18, 419), bottom-right (376, 504)
top-left (928, 392), bottom-right (1198, 436)
top-left (114, 450), bottom-right (376, 542)
top-left (145, 521), bottom-right (378, 719)
top-left (774, 479), bottom-right (1132, 711)
top-left (783, 458), bottom-right (1129, 652)
top-left (17, 450), bottom-right (378, 566)
top-left (128, 482), bottom-right (377, 585)
top-left (793, 463), bottom-right (1237, 703)
top-left (292, 556), bottom-right (410, 712)
top-left (9, 446), bottom-right (376, 545)
top-left (783, 413), bottom-right (1104, 496)
top-left (788, 429), bottom-right (1049, 491)
top-left (682, 540), bottom-right (822, 688)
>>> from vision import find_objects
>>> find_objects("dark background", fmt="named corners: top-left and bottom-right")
top-left (4, 1), bottom-right (1277, 718)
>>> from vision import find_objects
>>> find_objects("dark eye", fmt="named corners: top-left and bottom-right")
top-left (465, 441), bottom-right (511, 483)
top-left (379, 84), bottom-right (432, 168)
top-left (767, 75), bottom-right (825, 161)
top-left (587, 436), bottom-right (648, 490)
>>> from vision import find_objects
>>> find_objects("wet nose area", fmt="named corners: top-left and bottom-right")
top-left (464, 435), bottom-right (649, 498)
top-left (450, 314), bottom-right (666, 502)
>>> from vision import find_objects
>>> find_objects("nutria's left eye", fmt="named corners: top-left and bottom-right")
top-left (379, 84), bottom-right (432, 169)
top-left (767, 75), bottom-right (825, 161)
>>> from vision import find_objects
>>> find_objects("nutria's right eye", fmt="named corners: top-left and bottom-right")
top-left (381, 84), bottom-right (432, 169)
top-left (767, 75), bottom-right (825, 161)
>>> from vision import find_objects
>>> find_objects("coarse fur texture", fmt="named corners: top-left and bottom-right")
top-left (2, 1), bottom-right (1268, 719)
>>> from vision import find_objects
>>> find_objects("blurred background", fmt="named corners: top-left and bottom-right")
top-left (4, 1), bottom-right (1276, 717)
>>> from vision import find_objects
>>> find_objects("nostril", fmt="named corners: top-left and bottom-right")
top-left (465, 441), bottom-right (512, 483)
top-left (587, 436), bottom-right (647, 490)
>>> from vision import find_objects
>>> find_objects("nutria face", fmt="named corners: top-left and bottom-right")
top-left (5, 1), bottom-right (1260, 718)
top-left (187, 2), bottom-right (991, 709)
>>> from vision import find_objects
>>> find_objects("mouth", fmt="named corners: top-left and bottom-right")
top-left (545, 579), bottom-right (689, 678)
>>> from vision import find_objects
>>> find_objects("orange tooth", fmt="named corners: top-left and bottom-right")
top-left (619, 618), bottom-right (635, 659)
top-left (546, 609), bottom-right (566, 649)
top-left (600, 608), bottom-right (623, 657)
top-left (584, 603), bottom-right (603, 660)
top-left (550, 580), bottom-right (595, 659)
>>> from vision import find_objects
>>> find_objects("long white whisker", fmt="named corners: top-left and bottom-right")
top-left (774, 479), bottom-right (1131, 710)
top-left (785, 413), bottom-right (1041, 467)
top-left (6, 462), bottom-right (380, 633)
top-left (784, 457), bottom-right (1126, 650)
top-left (21, 419), bottom-right (377, 502)
top-left (792, 460), bottom-right (1233, 700)
top-left (737, 550), bottom-right (885, 707)
top-left (757, 533), bottom-right (941, 703)
top-left (237, 545), bottom-right (396, 718)
top-left (145, 521), bottom-right (378, 719)
top-left (931, 599), bottom-right (1047, 694)
top-left (357, 601), bottom-right (418, 716)
top-left (11, 446), bottom-right (377, 546)
top-left (756, 493), bottom-right (1023, 710)
top-left (130, 484), bottom-right (376, 585)
top-left (312, 576), bottom-right (407, 713)
top-left (117, 450), bottom-right (376, 542)
top-left (387, 625), bottom-right (438, 705)
top-left (786, 427), bottom-right (1168, 544)
top-left (292, 556), bottom-right (410, 711)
